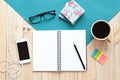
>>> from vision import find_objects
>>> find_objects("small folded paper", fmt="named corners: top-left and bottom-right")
top-left (59, 0), bottom-right (85, 25)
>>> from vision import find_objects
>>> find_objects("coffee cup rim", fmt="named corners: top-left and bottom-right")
top-left (91, 20), bottom-right (111, 40)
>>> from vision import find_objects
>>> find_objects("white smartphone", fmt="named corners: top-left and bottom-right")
top-left (16, 39), bottom-right (31, 64)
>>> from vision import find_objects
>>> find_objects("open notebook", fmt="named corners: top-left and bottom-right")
top-left (33, 30), bottom-right (86, 71)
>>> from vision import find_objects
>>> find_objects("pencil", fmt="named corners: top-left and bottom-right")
top-left (73, 42), bottom-right (85, 70)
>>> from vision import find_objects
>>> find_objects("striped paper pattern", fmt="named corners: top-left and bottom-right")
top-left (91, 49), bottom-right (107, 64)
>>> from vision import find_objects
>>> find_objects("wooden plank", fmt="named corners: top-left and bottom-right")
top-left (42, 72), bottom-right (60, 80)
top-left (111, 12), bottom-right (120, 80)
top-left (113, 12), bottom-right (120, 80)
top-left (115, 43), bottom-right (120, 80)
top-left (114, 25), bottom-right (120, 44)
top-left (60, 72), bottom-right (77, 80)
top-left (0, 1), bottom-right (7, 80)
top-left (6, 12), bottom-right (22, 80)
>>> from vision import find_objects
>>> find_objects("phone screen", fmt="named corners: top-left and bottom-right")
top-left (17, 41), bottom-right (30, 60)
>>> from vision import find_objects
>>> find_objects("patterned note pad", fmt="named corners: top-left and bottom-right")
top-left (91, 49), bottom-right (107, 64)
top-left (60, 0), bottom-right (85, 25)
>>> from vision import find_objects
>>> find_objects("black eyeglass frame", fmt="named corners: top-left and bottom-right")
top-left (29, 10), bottom-right (56, 24)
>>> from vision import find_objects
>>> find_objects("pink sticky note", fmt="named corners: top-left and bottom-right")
top-left (100, 56), bottom-right (107, 64)
top-left (98, 54), bottom-right (107, 64)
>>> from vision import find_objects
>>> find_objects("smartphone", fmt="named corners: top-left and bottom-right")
top-left (16, 39), bottom-right (31, 64)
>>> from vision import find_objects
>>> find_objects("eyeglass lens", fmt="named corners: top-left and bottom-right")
top-left (30, 16), bottom-right (42, 24)
top-left (43, 12), bottom-right (55, 20)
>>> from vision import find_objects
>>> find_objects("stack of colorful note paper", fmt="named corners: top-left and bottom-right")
top-left (91, 49), bottom-right (107, 64)
top-left (59, 0), bottom-right (85, 25)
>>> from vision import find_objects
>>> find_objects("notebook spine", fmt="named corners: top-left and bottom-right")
top-left (57, 31), bottom-right (61, 71)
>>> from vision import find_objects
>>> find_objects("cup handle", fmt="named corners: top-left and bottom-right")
top-left (107, 38), bottom-right (111, 43)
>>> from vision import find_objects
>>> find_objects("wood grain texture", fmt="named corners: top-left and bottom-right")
top-left (0, 1), bottom-right (7, 80)
top-left (0, 0), bottom-right (120, 80)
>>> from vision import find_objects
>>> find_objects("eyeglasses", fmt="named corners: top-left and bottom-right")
top-left (29, 10), bottom-right (56, 24)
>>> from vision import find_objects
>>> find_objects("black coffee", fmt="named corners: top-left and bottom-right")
top-left (92, 21), bottom-right (110, 39)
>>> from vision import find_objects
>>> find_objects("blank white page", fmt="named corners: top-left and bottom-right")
top-left (33, 31), bottom-right (57, 71)
top-left (61, 30), bottom-right (86, 71)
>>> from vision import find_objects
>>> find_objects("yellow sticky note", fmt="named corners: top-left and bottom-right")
top-left (96, 52), bottom-right (102, 60)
